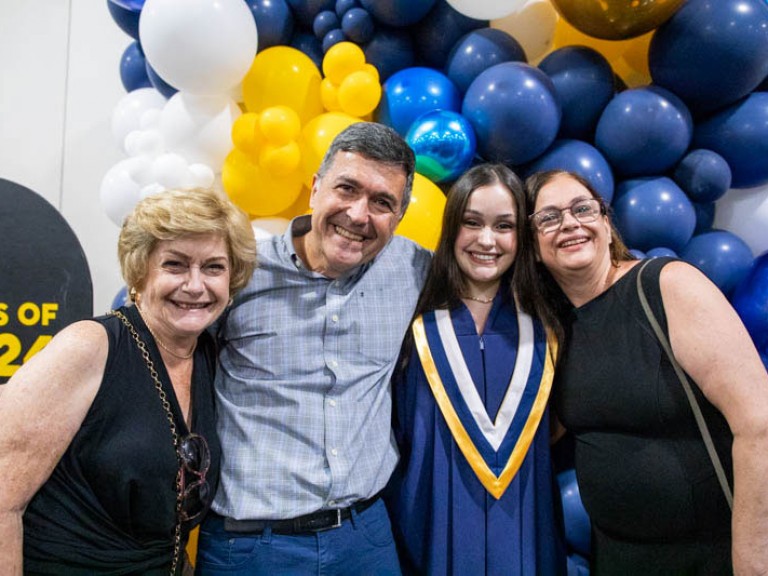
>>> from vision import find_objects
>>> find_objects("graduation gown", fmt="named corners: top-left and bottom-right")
top-left (387, 297), bottom-right (565, 576)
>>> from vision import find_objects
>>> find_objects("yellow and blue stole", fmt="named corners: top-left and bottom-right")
top-left (412, 306), bottom-right (557, 499)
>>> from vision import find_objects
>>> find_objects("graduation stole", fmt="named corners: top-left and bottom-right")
top-left (412, 307), bottom-right (557, 499)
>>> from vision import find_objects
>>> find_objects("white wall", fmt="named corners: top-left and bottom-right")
top-left (0, 0), bottom-right (129, 315)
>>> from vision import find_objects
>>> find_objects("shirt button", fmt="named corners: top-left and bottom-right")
top-left (331, 314), bottom-right (339, 323)
top-left (331, 360), bottom-right (338, 368)
top-left (328, 500), bottom-right (336, 506)
top-left (328, 399), bottom-right (337, 407)
top-left (331, 448), bottom-right (338, 456)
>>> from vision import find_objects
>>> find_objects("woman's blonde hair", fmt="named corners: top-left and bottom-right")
top-left (118, 188), bottom-right (257, 296)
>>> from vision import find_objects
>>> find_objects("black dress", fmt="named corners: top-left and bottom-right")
top-left (553, 258), bottom-right (733, 575)
top-left (23, 305), bottom-right (221, 575)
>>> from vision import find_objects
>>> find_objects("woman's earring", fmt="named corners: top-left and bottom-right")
top-left (129, 287), bottom-right (138, 302)
top-left (227, 297), bottom-right (234, 307)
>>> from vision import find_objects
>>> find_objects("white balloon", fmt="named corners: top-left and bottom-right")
top-left (139, 0), bottom-right (258, 95)
top-left (124, 128), bottom-right (165, 158)
top-left (159, 92), bottom-right (241, 169)
top-left (151, 153), bottom-right (192, 188)
top-left (111, 88), bottom-right (167, 151)
top-left (446, 0), bottom-right (527, 21)
top-left (100, 157), bottom-right (152, 226)
top-left (491, 0), bottom-right (558, 63)
top-left (188, 163), bottom-right (216, 188)
top-left (714, 184), bottom-right (768, 256)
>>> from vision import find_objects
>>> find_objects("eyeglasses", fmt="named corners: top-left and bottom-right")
top-left (529, 198), bottom-right (605, 232)
top-left (178, 433), bottom-right (211, 522)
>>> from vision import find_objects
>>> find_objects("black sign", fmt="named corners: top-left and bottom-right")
top-left (0, 179), bottom-right (92, 383)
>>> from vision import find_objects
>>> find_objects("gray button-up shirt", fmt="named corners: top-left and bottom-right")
top-left (212, 216), bottom-right (432, 520)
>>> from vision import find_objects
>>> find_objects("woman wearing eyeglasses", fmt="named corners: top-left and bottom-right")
top-left (517, 169), bottom-right (768, 574)
top-left (387, 164), bottom-right (565, 576)
top-left (0, 188), bottom-right (256, 575)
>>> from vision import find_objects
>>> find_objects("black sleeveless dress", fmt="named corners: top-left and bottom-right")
top-left (23, 304), bottom-right (221, 575)
top-left (553, 258), bottom-right (733, 575)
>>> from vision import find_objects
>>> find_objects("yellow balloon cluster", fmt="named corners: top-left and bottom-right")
top-left (396, 174), bottom-right (446, 251)
top-left (549, 0), bottom-right (685, 41)
top-left (320, 42), bottom-right (382, 119)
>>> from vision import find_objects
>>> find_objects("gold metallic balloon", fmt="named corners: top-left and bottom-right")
top-left (550, 0), bottom-right (686, 40)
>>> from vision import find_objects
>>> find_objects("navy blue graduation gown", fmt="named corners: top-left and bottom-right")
top-left (387, 298), bottom-right (565, 576)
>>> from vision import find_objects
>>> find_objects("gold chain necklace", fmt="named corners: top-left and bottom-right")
top-left (136, 305), bottom-right (196, 359)
top-left (462, 293), bottom-right (495, 304)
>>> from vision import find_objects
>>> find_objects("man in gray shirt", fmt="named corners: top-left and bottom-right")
top-left (196, 122), bottom-right (432, 575)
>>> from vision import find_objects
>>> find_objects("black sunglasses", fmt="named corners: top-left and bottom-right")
top-left (177, 433), bottom-right (211, 522)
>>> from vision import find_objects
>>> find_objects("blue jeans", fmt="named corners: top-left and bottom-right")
top-left (195, 499), bottom-right (402, 575)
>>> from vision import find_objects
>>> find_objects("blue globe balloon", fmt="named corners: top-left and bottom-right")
top-left (557, 469), bottom-right (591, 558)
top-left (693, 92), bottom-right (768, 189)
top-left (341, 7), bottom-right (375, 44)
top-left (313, 10), bottom-right (340, 38)
top-left (120, 41), bottom-right (151, 92)
top-left (406, 110), bottom-right (476, 183)
top-left (681, 230), bottom-right (754, 296)
top-left (526, 139), bottom-right (615, 204)
top-left (363, 26), bottom-right (415, 82)
top-left (630, 249), bottom-right (647, 259)
top-left (335, 0), bottom-right (358, 17)
top-left (595, 86), bottom-right (693, 177)
top-left (446, 28), bottom-right (526, 95)
top-left (649, 0), bottom-right (768, 116)
top-left (377, 67), bottom-right (461, 136)
top-left (731, 251), bottom-right (768, 350)
top-left (246, 0), bottom-right (295, 49)
top-left (412, 1), bottom-right (487, 69)
top-left (107, 0), bottom-right (141, 40)
top-left (462, 62), bottom-right (561, 166)
top-left (322, 28), bottom-right (346, 52)
top-left (612, 177), bottom-right (696, 252)
top-left (693, 201), bottom-right (716, 234)
top-left (673, 149), bottom-right (731, 204)
top-left (359, 0), bottom-right (437, 27)
top-left (538, 46), bottom-right (615, 140)
top-left (646, 247), bottom-right (678, 258)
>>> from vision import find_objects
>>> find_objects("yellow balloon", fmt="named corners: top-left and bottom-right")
top-left (322, 42), bottom-right (366, 86)
top-left (549, 0), bottom-right (685, 40)
top-left (222, 149), bottom-right (303, 217)
top-left (321, 77), bottom-right (341, 112)
top-left (552, 17), bottom-right (652, 87)
top-left (338, 70), bottom-right (381, 118)
top-left (242, 46), bottom-right (323, 124)
top-left (299, 112), bottom-right (360, 186)
top-left (259, 106), bottom-right (301, 146)
top-left (231, 113), bottom-right (262, 157)
top-left (259, 141), bottom-right (301, 177)
top-left (274, 185), bottom-right (312, 220)
top-left (396, 173), bottom-right (445, 251)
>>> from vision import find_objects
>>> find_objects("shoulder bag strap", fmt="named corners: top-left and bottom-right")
top-left (636, 259), bottom-right (734, 510)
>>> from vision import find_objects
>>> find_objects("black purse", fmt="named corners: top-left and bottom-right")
top-left (636, 259), bottom-right (734, 510)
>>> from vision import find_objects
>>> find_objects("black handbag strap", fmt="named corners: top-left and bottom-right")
top-left (636, 259), bottom-right (733, 510)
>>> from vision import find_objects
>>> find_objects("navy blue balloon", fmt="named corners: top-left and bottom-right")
top-left (322, 28), bottom-right (346, 52)
top-left (286, 0), bottom-right (335, 27)
top-left (341, 7), bottom-right (374, 43)
top-left (406, 110), bottom-right (476, 183)
top-left (336, 0), bottom-right (358, 16)
top-left (693, 92), bottom-right (768, 189)
top-left (538, 46), bottom-right (615, 140)
top-left (646, 247), bottom-right (678, 258)
top-left (412, 1), bottom-right (487, 69)
top-left (446, 28), bottom-right (526, 95)
top-left (313, 10), bottom-right (340, 38)
top-left (120, 41), bottom-right (151, 92)
top-left (681, 230), bottom-right (754, 296)
top-left (359, 0), bottom-right (437, 27)
top-left (693, 201), bottom-right (716, 234)
top-left (377, 67), bottom-right (461, 136)
top-left (145, 63), bottom-right (176, 99)
top-left (111, 286), bottom-right (130, 310)
top-left (107, 0), bottom-right (142, 40)
top-left (291, 31), bottom-right (324, 69)
top-left (649, 0), bottom-right (768, 116)
top-left (673, 149), bottom-right (731, 204)
top-left (595, 86), bottom-right (693, 177)
top-left (363, 26), bottom-right (415, 81)
top-left (731, 251), bottom-right (768, 350)
top-left (526, 139), bottom-right (615, 204)
top-left (462, 62), bottom-right (561, 166)
top-left (557, 469), bottom-right (591, 558)
top-left (246, 0), bottom-right (295, 49)
top-left (612, 177), bottom-right (696, 252)
top-left (630, 249), bottom-right (647, 259)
